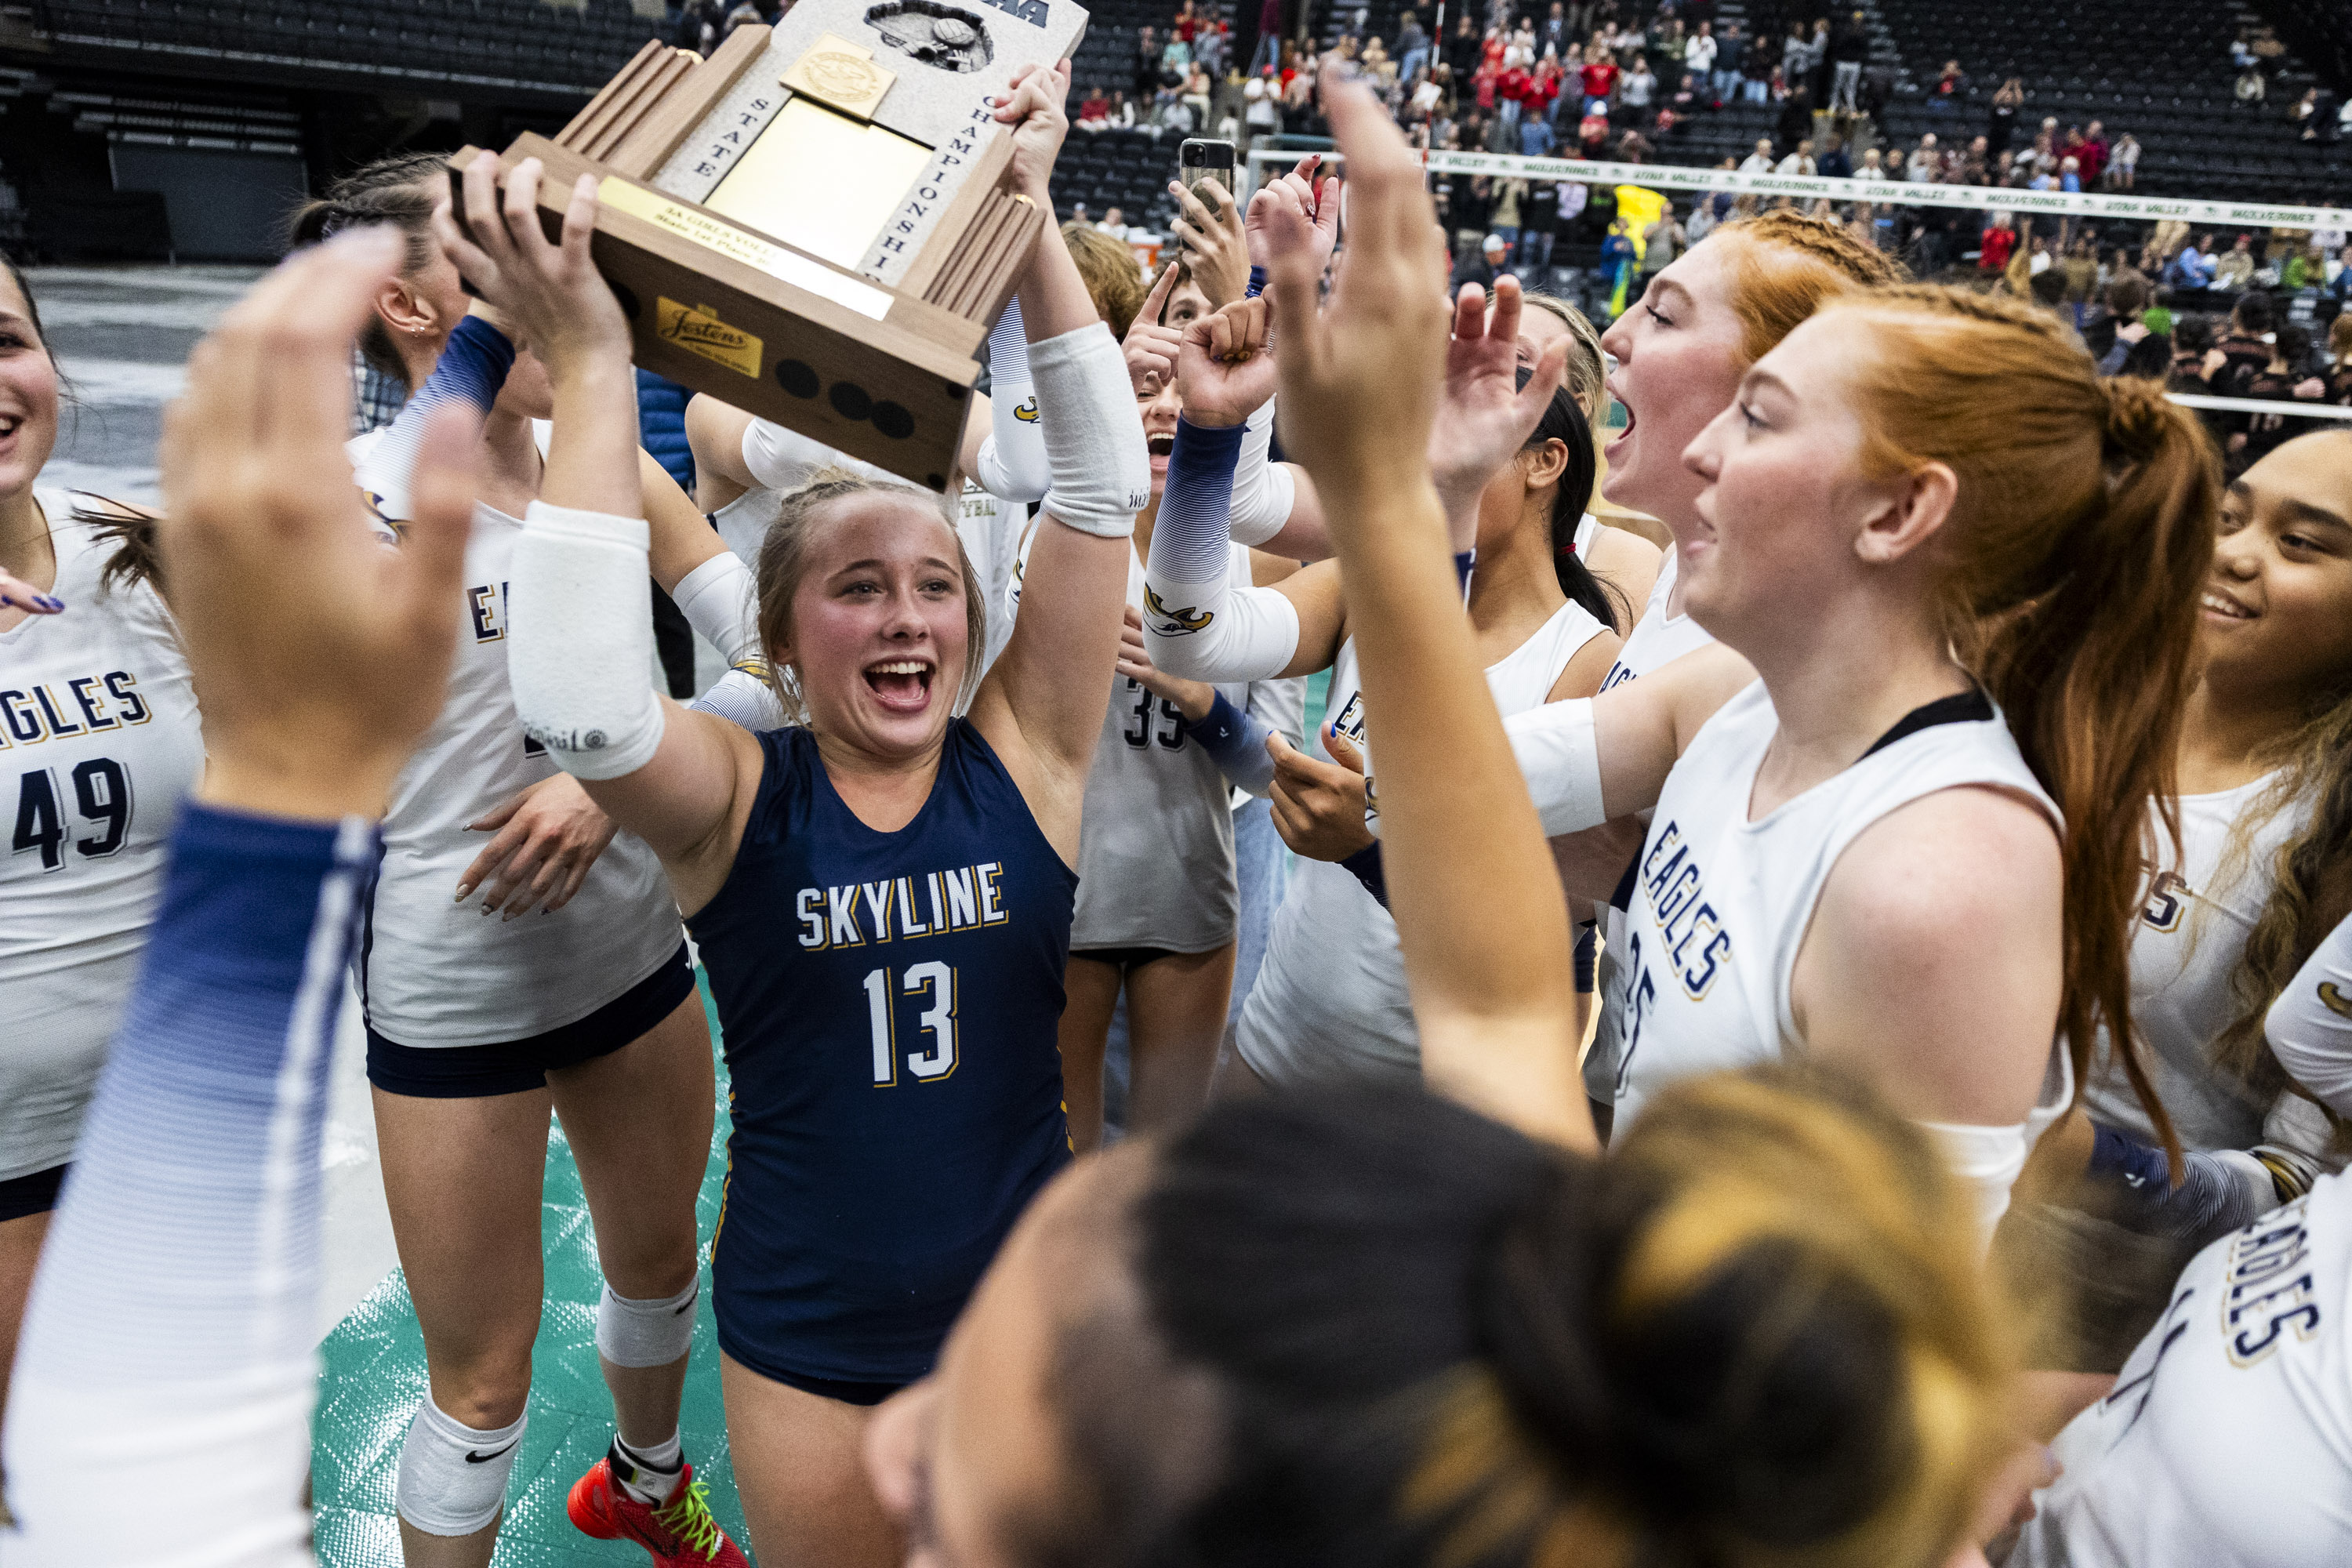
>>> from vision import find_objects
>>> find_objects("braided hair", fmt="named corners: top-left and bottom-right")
top-left (285, 151), bottom-right (449, 385)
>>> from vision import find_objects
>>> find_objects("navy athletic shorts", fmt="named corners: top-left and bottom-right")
top-left (365, 942), bottom-right (695, 1098)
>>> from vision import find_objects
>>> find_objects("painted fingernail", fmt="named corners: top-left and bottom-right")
top-left (481, 902), bottom-right (496, 916)
top-left (454, 885), bottom-right (472, 902)
top-left (36, 595), bottom-right (63, 611)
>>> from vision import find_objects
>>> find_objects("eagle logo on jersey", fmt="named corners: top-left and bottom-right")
top-left (1012, 397), bottom-right (1040, 423)
top-left (1145, 585), bottom-right (1213, 635)
top-left (2321, 981), bottom-right (2352, 1021)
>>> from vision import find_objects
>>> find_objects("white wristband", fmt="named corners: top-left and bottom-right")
top-left (510, 501), bottom-right (666, 781)
top-left (1502, 698), bottom-right (1606, 837)
top-left (1226, 397), bottom-right (1297, 548)
top-left (673, 550), bottom-right (761, 667)
top-left (1031, 321), bottom-right (1150, 539)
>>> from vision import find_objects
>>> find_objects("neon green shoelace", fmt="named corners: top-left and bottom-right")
top-left (652, 1476), bottom-right (724, 1561)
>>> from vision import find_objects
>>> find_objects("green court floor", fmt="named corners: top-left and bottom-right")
top-left (312, 978), bottom-right (753, 1566)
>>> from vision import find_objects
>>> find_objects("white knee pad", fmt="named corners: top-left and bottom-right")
top-left (396, 1397), bottom-right (525, 1536)
top-left (595, 1280), bottom-right (699, 1369)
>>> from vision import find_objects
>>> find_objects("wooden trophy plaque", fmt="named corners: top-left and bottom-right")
top-left (451, 0), bottom-right (1087, 491)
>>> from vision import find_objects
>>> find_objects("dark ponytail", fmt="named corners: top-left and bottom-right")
top-left (1044, 1073), bottom-right (2014, 1568)
top-left (285, 151), bottom-right (448, 385)
top-left (1522, 379), bottom-right (1628, 633)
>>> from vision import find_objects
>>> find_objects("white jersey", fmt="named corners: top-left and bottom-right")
top-left (1611, 681), bottom-right (2067, 1146)
top-left (1240, 600), bottom-right (1606, 1082)
top-left (350, 429), bottom-right (682, 1046)
top-left (1588, 545), bottom-right (1719, 1103)
top-left (2082, 781), bottom-right (2314, 1152)
top-left (1069, 545), bottom-right (1254, 953)
top-left (0, 495), bottom-right (204, 1179)
top-left (2010, 1172), bottom-right (2352, 1567)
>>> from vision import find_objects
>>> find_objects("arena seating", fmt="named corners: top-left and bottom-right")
top-left (1842, 0), bottom-right (2347, 203)
top-left (31, 0), bottom-right (665, 97)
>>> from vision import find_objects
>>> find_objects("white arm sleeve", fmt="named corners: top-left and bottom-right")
top-left (2268, 913), bottom-right (2352, 1117)
top-left (688, 665), bottom-right (792, 733)
top-left (742, 418), bottom-right (889, 492)
top-left (1503, 698), bottom-right (1609, 837)
top-left (973, 299), bottom-right (1051, 503)
top-left (508, 501), bottom-right (666, 781)
top-left (1031, 322), bottom-right (1152, 538)
top-left (1142, 571), bottom-right (1303, 684)
top-left (671, 550), bottom-right (760, 667)
top-left (1225, 397), bottom-right (1298, 548)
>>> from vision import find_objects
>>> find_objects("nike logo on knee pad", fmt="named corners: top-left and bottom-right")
top-left (465, 1438), bottom-right (521, 1464)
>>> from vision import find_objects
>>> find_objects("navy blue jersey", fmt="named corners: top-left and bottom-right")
top-left (690, 719), bottom-right (1076, 1385)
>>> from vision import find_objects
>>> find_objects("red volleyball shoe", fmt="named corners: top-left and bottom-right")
top-left (568, 1450), bottom-right (750, 1567)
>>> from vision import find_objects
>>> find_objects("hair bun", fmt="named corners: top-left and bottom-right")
top-left (2099, 376), bottom-right (2173, 466)
top-left (1472, 1151), bottom-right (1919, 1555)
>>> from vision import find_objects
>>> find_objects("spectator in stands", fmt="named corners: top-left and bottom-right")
top-left (2235, 66), bottom-right (2267, 107)
top-left (1779, 20), bottom-right (1811, 93)
top-left (1397, 10), bottom-right (1429, 85)
top-left (1907, 132), bottom-right (1939, 181)
top-left (1776, 83), bottom-right (1815, 156)
top-left (1685, 21), bottom-right (1717, 91)
top-left (2027, 234), bottom-right (2053, 276)
top-left (1739, 136), bottom-right (1775, 174)
top-left (1712, 21), bottom-right (1745, 101)
top-left (1814, 130), bottom-right (1852, 178)
top-left (1740, 33), bottom-right (1773, 103)
top-left (2328, 314), bottom-right (2352, 404)
top-left (2215, 234), bottom-right (2258, 292)
top-left (1541, 1), bottom-right (1567, 59)
top-left (1640, 205), bottom-right (1684, 285)
top-left (1980, 211), bottom-right (2018, 275)
top-left (1138, 26), bottom-right (1162, 95)
top-left (1446, 12), bottom-right (1481, 82)
top-left (1927, 58), bottom-right (1967, 113)
top-left (2239, 325), bottom-right (2328, 470)
top-left (1987, 75), bottom-right (2023, 156)
top-left (2086, 272), bottom-right (2151, 367)
top-left (1579, 49), bottom-right (1618, 116)
top-left (1454, 231), bottom-right (1512, 292)
top-left (2105, 131), bottom-right (2140, 191)
top-left (1097, 207), bottom-right (1129, 241)
top-left (1077, 85), bottom-right (1110, 128)
top-left (1244, 65), bottom-right (1279, 146)
top-left (2165, 234), bottom-right (2219, 289)
top-left (1828, 12), bottom-right (1867, 114)
top-left (1577, 107), bottom-right (1610, 156)
top-left (1882, 145), bottom-right (1906, 180)
top-left (1519, 103), bottom-right (1557, 156)
top-left (2208, 292), bottom-right (2281, 459)
top-left (1776, 137), bottom-right (1817, 176)
top-left (1615, 125), bottom-right (1653, 163)
top-left (1856, 145), bottom-right (1885, 180)
top-left (1489, 177), bottom-right (1524, 261)
top-left (1620, 56), bottom-right (1657, 122)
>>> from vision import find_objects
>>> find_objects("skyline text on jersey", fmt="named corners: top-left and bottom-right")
top-left (795, 862), bottom-right (1010, 950)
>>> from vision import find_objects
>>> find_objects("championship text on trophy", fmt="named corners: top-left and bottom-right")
top-left (451, 0), bottom-right (1088, 490)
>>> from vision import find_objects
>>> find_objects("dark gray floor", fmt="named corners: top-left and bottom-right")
top-left (30, 265), bottom-right (262, 506)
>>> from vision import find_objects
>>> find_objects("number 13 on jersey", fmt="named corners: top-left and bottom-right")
top-left (863, 961), bottom-right (958, 1086)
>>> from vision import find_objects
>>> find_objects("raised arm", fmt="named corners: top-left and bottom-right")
top-left (437, 151), bottom-right (762, 910)
top-left (5, 229), bottom-right (476, 1559)
top-left (966, 61), bottom-right (1150, 855)
top-left (1264, 81), bottom-right (1594, 1153)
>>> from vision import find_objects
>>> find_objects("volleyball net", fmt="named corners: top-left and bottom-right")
top-left (1240, 145), bottom-right (2352, 422)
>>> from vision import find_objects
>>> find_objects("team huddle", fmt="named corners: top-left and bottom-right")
top-left (3, 58), bottom-right (2351, 1568)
